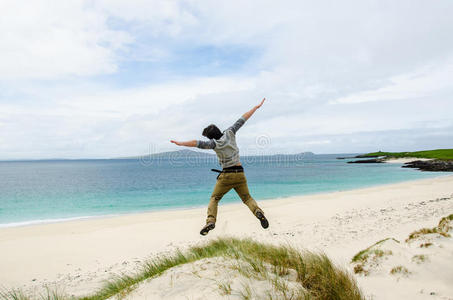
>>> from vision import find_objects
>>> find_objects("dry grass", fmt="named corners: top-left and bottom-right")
top-left (412, 255), bottom-right (428, 264)
top-left (351, 238), bottom-right (397, 263)
top-left (389, 265), bottom-right (410, 275)
top-left (438, 214), bottom-right (453, 232)
top-left (406, 214), bottom-right (453, 242)
top-left (406, 228), bottom-right (446, 241)
top-left (351, 243), bottom-right (393, 277)
top-left (352, 213), bottom-right (452, 279)
top-left (419, 242), bottom-right (433, 248)
top-left (353, 264), bottom-right (369, 276)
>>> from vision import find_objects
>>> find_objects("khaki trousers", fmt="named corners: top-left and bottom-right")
top-left (206, 171), bottom-right (263, 224)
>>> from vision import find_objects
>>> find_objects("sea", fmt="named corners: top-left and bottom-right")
top-left (0, 154), bottom-right (448, 227)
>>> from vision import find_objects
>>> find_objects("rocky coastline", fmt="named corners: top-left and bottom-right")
top-left (347, 158), bottom-right (384, 163)
top-left (346, 156), bottom-right (453, 172)
top-left (402, 160), bottom-right (453, 172)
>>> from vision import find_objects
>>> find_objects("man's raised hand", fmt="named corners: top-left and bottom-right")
top-left (255, 98), bottom-right (265, 109)
top-left (242, 98), bottom-right (266, 121)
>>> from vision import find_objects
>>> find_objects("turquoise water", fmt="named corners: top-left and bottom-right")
top-left (0, 155), bottom-right (448, 227)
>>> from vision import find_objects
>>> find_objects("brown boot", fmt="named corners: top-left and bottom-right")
top-left (256, 212), bottom-right (269, 229)
top-left (200, 222), bottom-right (215, 236)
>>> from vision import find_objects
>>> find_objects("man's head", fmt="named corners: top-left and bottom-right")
top-left (202, 124), bottom-right (223, 140)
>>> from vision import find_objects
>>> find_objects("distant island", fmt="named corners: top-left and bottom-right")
top-left (343, 149), bottom-right (453, 171)
top-left (114, 149), bottom-right (315, 160)
top-left (115, 149), bottom-right (216, 160)
top-left (356, 149), bottom-right (453, 160)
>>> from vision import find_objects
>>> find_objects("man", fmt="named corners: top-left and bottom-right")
top-left (170, 98), bottom-right (269, 235)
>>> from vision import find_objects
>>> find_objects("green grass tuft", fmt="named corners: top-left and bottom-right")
top-left (217, 281), bottom-right (232, 296)
top-left (0, 287), bottom-right (72, 300)
top-left (406, 214), bottom-right (453, 242)
top-left (0, 289), bottom-right (29, 300)
top-left (351, 238), bottom-right (398, 263)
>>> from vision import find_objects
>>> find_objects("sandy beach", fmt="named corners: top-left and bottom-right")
top-left (1, 175), bottom-right (452, 299)
top-left (384, 157), bottom-right (433, 164)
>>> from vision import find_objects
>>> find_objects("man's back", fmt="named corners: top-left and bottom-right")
top-left (196, 116), bottom-right (246, 168)
top-left (213, 129), bottom-right (240, 168)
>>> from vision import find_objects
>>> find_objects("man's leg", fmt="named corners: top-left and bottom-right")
top-left (233, 172), bottom-right (269, 229)
top-left (206, 174), bottom-right (232, 224)
top-left (233, 173), bottom-right (264, 216)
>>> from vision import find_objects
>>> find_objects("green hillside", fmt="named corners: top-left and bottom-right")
top-left (360, 149), bottom-right (453, 160)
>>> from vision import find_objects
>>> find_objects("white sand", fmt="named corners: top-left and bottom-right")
top-left (352, 218), bottom-right (453, 300)
top-left (0, 175), bottom-right (452, 299)
top-left (384, 157), bottom-right (433, 164)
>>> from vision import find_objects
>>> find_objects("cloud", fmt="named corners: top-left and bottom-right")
top-left (331, 59), bottom-right (453, 104)
top-left (60, 76), bottom-right (257, 117)
top-left (0, 0), bottom-right (452, 159)
top-left (0, 0), bottom-right (132, 80)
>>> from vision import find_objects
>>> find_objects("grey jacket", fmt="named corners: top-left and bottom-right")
top-left (196, 117), bottom-right (246, 168)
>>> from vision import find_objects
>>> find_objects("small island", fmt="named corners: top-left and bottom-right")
top-left (346, 149), bottom-right (453, 171)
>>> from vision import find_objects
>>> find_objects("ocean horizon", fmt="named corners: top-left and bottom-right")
top-left (0, 153), bottom-right (448, 228)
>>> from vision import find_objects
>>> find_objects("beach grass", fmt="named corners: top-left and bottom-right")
top-left (351, 238), bottom-right (398, 263)
top-left (419, 242), bottom-right (433, 248)
top-left (360, 149), bottom-right (453, 160)
top-left (2, 237), bottom-right (364, 300)
top-left (352, 213), bottom-right (452, 277)
top-left (389, 265), bottom-right (410, 275)
top-left (0, 289), bottom-right (29, 300)
top-left (406, 213), bottom-right (453, 242)
top-left (412, 254), bottom-right (427, 264)
top-left (0, 288), bottom-right (69, 300)
top-left (217, 281), bottom-right (232, 296)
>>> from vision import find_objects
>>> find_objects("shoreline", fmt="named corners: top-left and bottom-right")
top-left (347, 155), bottom-right (453, 171)
top-left (1, 173), bottom-right (451, 229)
top-left (383, 157), bottom-right (433, 164)
top-left (1, 175), bottom-right (452, 298)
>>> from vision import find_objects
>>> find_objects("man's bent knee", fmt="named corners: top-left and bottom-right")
top-left (211, 195), bottom-right (222, 202)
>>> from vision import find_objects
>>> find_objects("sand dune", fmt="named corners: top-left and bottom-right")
top-left (352, 215), bottom-right (453, 300)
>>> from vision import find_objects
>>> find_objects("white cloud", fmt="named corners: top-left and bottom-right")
top-left (0, 0), bottom-right (132, 79)
top-left (1, 0), bottom-right (453, 158)
top-left (0, 75), bottom-right (259, 158)
top-left (59, 76), bottom-right (256, 117)
top-left (331, 60), bottom-right (453, 104)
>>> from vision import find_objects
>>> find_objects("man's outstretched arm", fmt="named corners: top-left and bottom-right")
top-left (171, 139), bottom-right (216, 149)
top-left (229, 98), bottom-right (266, 134)
top-left (242, 98), bottom-right (265, 121)
top-left (170, 140), bottom-right (197, 147)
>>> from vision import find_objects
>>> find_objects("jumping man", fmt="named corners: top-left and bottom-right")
top-left (170, 98), bottom-right (269, 235)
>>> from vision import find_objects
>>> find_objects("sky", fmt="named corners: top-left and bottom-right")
top-left (0, 0), bottom-right (452, 159)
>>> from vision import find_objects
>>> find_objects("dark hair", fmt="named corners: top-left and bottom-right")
top-left (202, 124), bottom-right (223, 140)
